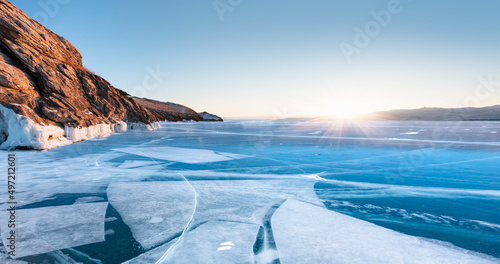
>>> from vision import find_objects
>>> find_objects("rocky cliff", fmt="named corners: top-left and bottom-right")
top-left (0, 0), bottom-right (211, 149)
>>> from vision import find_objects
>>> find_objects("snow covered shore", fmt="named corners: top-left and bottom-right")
top-left (0, 105), bottom-right (160, 150)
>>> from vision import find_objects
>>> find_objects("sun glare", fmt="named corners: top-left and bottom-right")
top-left (327, 102), bottom-right (372, 119)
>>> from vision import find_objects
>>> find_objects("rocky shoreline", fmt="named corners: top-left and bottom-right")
top-left (0, 0), bottom-right (221, 150)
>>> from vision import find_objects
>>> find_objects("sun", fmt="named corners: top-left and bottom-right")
top-left (327, 102), bottom-right (370, 119)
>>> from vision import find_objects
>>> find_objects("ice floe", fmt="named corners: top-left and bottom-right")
top-left (157, 221), bottom-right (260, 264)
top-left (106, 182), bottom-right (196, 249)
top-left (3, 120), bottom-right (499, 262)
top-left (271, 199), bottom-right (498, 264)
top-left (127, 221), bottom-right (260, 264)
top-left (188, 179), bottom-right (322, 225)
top-left (0, 202), bottom-right (108, 258)
top-left (1, 153), bottom-right (169, 207)
top-left (107, 178), bottom-right (322, 256)
top-left (115, 146), bottom-right (250, 164)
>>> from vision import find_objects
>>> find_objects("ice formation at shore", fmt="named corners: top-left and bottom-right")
top-left (0, 105), bottom-right (160, 150)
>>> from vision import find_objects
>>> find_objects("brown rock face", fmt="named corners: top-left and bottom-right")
top-left (0, 0), bottom-right (158, 130)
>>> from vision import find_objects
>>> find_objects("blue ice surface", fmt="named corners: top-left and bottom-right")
top-left (2, 120), bottom-right (500, 262)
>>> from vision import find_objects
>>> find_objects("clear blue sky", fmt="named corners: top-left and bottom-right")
top-left (10, 0), bottom-right (500, 118)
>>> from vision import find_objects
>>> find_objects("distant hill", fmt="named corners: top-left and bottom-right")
top-left (367, 105), bottom-right (500, 121)
top-left (133, 97), bottom-right (223, 122)
top-left (198, 111), bottom-right (223, 122)
top-left (132, 97), bottom-right (203, 122)
top-left (273, 105), bottom-right (500, 122)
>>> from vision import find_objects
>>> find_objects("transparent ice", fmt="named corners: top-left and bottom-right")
top-left (0, 120), bottom-right (499, 263)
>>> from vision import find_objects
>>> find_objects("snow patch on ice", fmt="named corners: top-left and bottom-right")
top-left (216, 246), bottom-right (232, 251)
top-left (216, 241), bottom-right (235, 252)
top-left (220, 241), bottom-right (235, 246)
top-left (148, 217), bottom-right (164, 224)
top-left (401, 131), bottom-right (420, 135)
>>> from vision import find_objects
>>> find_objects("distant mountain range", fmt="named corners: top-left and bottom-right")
top-left (366, 105), bottom-right (500, 121)
top-left (275, 105), bottom-right (500, 122)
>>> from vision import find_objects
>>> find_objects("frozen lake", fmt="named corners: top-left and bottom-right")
top-left (1, 120), bottom-right (499, 263)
